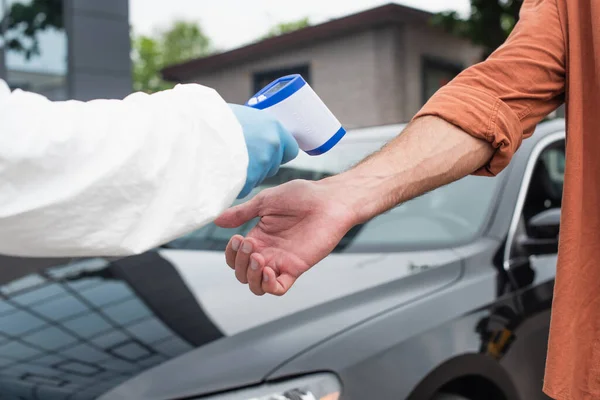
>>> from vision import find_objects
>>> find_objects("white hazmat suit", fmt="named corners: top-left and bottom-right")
top-left (0, 79), bottom-right (248, 258)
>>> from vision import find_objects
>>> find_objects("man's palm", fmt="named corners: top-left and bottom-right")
top-left (215, 180), bottom-right (354, 295)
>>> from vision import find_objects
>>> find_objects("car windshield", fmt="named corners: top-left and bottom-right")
top-left (167, 130), bottom-right (503, 252)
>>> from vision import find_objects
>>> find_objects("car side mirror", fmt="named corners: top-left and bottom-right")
top-left (517, 208), bottom-right (560, 256)
top-left (528, 208), bottom-right (560, 239)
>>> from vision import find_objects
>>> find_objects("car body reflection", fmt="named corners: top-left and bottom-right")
top-left (0, 253), bottom-right (219, 399)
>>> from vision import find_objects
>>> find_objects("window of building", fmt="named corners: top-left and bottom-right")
top-left (422, 56), bottom-right (463, 105)
top-left (252, 64), bottom-right (310, 95)
top-left (2, 0), bottom-right (68, 100)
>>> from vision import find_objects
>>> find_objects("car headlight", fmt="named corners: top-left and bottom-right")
top-left (199, 373), bottom-right (341, 400)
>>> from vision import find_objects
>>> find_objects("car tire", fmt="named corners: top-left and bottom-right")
top-left (432, 394), bottom-right (471, 400)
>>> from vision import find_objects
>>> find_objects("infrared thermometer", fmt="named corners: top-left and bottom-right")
top-left (246, 74), bottom-right (346, 156)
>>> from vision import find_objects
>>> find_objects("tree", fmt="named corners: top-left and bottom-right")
top-left (1, 0), bottom-right (63, 59)
top-left (433, 0), bottom-right (565, 119)
top-left (431, 0), bottom-right (524, 60)
top-left (263, 17), bottom-right (310, 39)
top-left (132, 21), bottom-right (213, 93)
top-left (131, 34), bottom-right (170, 93)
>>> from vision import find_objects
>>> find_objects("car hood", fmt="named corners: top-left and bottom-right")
top-left (160, 248), bottom-right (460, 336)
top-left (102, 247), bottom-right (464, 399)
top-left (0, 246), bottom-right (463, 400)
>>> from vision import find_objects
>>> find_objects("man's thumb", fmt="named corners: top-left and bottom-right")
top-left (215, 197), bottom-right (261, 228)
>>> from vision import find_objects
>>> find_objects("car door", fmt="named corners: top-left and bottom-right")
top-left (497, 133), bottom-right (565, 400)
top-left (503, 134), bottom-right (565, 290)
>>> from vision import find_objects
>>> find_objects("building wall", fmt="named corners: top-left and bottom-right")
top-left (0, 0), bottom-right (131, 101)
top-left (403, 22), bottom-right (483, 118)
top-left (187, 29), bottom-right (394, 129)
top-left (186, 24), bottom-right (482, 128)
top-left (64, 0), bottom-right (132, 100)
top-left (0, 2), bottom-right (5, 79)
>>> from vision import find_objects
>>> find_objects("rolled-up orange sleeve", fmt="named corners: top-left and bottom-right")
top-left (414, 0), bottom-right (566, 176)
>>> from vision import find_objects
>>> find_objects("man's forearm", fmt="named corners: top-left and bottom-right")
top-left (321, 116), bottom-right (495, 224)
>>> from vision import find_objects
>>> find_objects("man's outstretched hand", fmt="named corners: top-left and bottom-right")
top-left (214, 179), bottom-right (358, 296)
top-left (214, 116), bottom-right (495, 297)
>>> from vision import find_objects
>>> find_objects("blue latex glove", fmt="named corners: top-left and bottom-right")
top-left (229, 104), bottom-right (299, 199)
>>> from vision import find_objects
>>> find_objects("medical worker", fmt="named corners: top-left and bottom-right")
top-left (0, 79), bottom-right (298, 258)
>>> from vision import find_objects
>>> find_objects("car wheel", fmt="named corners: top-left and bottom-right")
top-left (432, 394), bottom-right (471, 400)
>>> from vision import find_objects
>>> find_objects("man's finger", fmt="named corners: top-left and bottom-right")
top-left (262, 267), bottom-right (295, 296)
top-left (214, 195), bottom-right (262, 228)
top-left (234, 238), bottom-right (255, 284)
top-left (225, 235), bottom-right (243, 269)
top-left (247, 253), bottom-right (265, 296)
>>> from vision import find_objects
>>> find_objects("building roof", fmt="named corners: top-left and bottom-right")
top-left (161, 3), bottom-right (432, 82)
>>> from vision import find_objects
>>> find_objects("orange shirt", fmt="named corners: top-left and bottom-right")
top-left (415, 0), bottom-right (600, 399)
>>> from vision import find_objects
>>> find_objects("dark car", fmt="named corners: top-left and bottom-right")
top-left (0, 119), bottom-right (565, 400)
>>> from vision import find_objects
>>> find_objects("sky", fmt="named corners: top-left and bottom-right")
top-left (129, 0), bottom-right (470, 51)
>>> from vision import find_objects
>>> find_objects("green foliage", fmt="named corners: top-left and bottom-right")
top-left (431, 0), bottom-right (523, 60)
top-left (132, 35), bottom-right (170, 93)
top-left (2, 0), bottom-right (63, 59)
top-left (132, 21), bottom-right (213, 93)
top-left (263, 17), bottom-right (310, 39)
top-left (161, 21), bottom-right (212, 67)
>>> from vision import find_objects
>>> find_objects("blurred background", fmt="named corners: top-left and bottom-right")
top-left (0, 0), bottom-right (562, 128)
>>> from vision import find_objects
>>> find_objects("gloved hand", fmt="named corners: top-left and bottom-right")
top-left (229, 104), bottom-right (299, 198)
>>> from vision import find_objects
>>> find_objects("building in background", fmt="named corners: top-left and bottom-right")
top-left (163, 4), bottom-right (483, 129)
top-left (0, 0), bottom-right (131, 101)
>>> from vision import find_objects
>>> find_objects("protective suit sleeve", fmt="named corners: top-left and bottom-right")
top-left (0, 79), bottom-right (248, 258)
